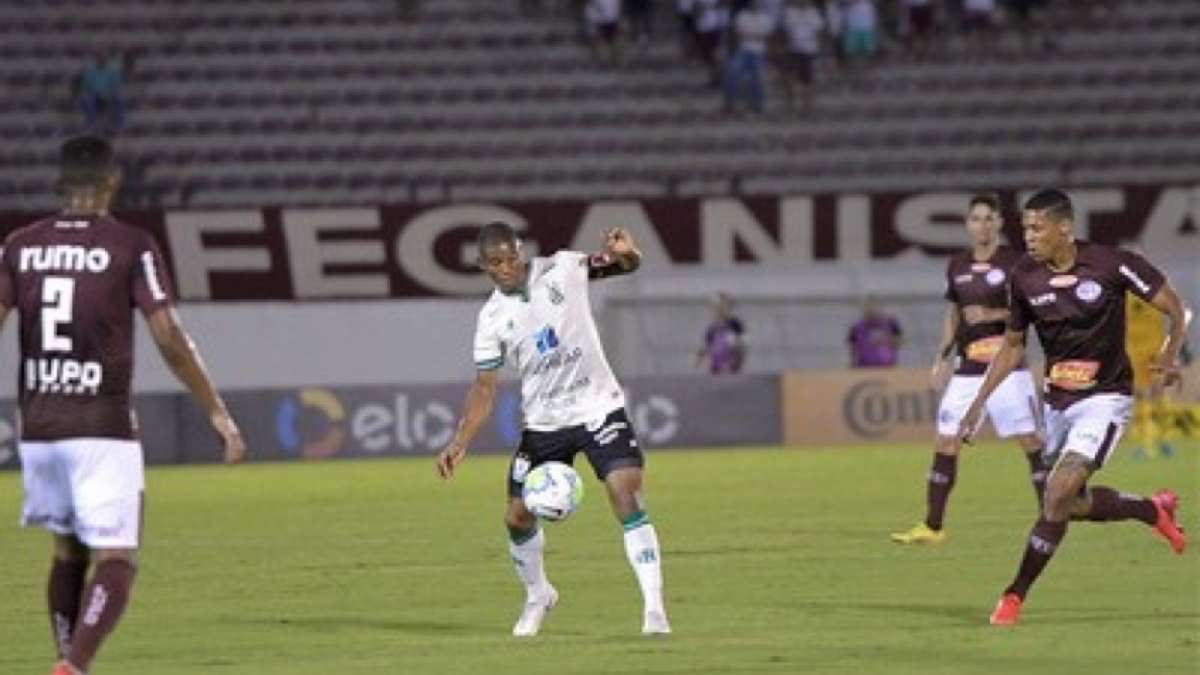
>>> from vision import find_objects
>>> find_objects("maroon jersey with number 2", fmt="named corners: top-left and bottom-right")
top-left (0, 215), bottom-right (175, 440)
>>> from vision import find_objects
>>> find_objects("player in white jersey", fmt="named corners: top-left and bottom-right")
top-left (436, 222), bottom-right (669, 638)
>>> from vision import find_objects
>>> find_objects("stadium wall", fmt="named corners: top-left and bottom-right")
top-left (2, 364), bottom-right (1198, 470)
top-left (0, 374), bottom-right (782, 469)
top-left (0, 184), bottom-right (1195, 389)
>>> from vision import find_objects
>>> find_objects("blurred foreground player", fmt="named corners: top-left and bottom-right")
top-left (959, 189), bottom-right (1187, 626)
top-left (0, 136), bottom-right (246, 675)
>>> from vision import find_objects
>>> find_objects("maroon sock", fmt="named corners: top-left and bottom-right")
top-left (66, 559), bottom-right (136, 672)
top-left (1084, 486), bottom-right (1157, 525)
top-left (1005, 517), bottom-right (1068, 600)
top-left (1025, 450), bottom-right (1048, 510)
top-left (48, 558), bottom-right (90, 658)
top-left (924, 452), bottom-right (958, 531)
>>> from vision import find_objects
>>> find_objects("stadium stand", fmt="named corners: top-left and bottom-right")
top-left (1, 0), bottom-right (1198, 210)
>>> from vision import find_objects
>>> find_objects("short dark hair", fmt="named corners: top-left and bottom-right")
top-left (1023, 188), bottom-right (1073, 224)
top-left (477, 221), bottom-right (518, 255)
top-left (59, 135), bottom-right (116, 188)
top-left (968, 192), bottom-right (1000, 213)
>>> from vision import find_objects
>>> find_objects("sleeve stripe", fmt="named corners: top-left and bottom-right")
top-left (141, 251), bottom-right (168, 302)
top-left (475, 357), bottom-right (505, 370)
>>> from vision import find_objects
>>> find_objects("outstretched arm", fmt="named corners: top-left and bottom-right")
top-left (146, 307), bottom-right (245, 463)
top-left (958, 328), bottom-right (1026, 444)
top-left (436, 368), bottom-right (500, 479)
top-left (587, 227), bottom-right (642, 280)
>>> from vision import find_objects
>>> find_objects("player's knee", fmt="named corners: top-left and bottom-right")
top-left (92, 547), bottom-right (138, 567)
top-left (52, 535), bottom-right (89, 563)
top-left (1016, 433), bottom-right (1043, 453)
top-left (934, 435), bottom-right (961, 455)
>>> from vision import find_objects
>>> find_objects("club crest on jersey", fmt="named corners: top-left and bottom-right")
top-left (1048, 275), bottom-right (1078, 288)
top-left (1075, 280), bottom-right (1102, 303)
top-left (546, 282), bottom-right (564, 306)
top-left (534, 326), bottom-right (560, 355)
top-left (985, 268), bottom-right (1006, 286)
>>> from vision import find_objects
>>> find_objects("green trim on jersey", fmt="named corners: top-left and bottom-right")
top-left (476, 356), bottom-right (505, 371)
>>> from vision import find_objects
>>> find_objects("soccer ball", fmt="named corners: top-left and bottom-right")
top-left (522, 461), bottom-right (584, 522)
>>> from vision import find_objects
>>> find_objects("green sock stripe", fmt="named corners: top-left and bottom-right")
top-left (621, 510), bottom-right (650, 531)
top-left (508, 525), bottom-right (538, 545)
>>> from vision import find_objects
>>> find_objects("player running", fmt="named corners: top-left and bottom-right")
top-left (959, 188), bottom-right (1188, 626)
top-left (1, 136), bottom-right (246, 675)
top-left (892, 193), bottom-right (1045, 544)
top-left (435, 222), bottom-right (670, 637)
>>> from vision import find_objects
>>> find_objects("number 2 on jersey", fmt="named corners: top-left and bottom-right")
top-left (41, 276), bottom-right (75, 352)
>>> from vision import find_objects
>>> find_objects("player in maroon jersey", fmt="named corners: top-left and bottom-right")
top-left (959, 188), bottom-right (1188, 626)
top-left (0, 136), bottom-right (246, 675)
top-left (892, 193), bottom-right (1045, 545)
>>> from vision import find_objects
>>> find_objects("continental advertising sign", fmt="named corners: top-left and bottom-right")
top-left (782, 364), bottom-right (1200, 446)
top-left (784, 368), bottom-right (984, 445)
top-left (0, 184), bottom-right (1194, 299)
top-left (0, 374), bottom-right (780, 469)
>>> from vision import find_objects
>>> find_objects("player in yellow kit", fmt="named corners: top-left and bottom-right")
top-left (1126, 292), bottom-right (1174, 458)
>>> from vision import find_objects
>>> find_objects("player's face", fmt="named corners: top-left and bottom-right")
top-left (1022, 209), bottom-right (1069, 262)
top-left (479, 241), bottom-right (526, 292)
top-left (965, 204), bottom-right (999, 246)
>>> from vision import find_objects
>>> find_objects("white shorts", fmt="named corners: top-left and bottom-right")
top-left (1043, 393), bottom-right (1133, 468)
top-left (19, 438), bottom-right (145, 549)
top-left (937, 370), bottom-right (1039, 438)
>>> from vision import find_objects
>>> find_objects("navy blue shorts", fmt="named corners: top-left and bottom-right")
top-left (507, 407), bottom-right (644, 498)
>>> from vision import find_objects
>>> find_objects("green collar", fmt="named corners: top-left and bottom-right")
top-left (501, 285), bottom-right (530, 302)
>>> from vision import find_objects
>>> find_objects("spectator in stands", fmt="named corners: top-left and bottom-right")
top-left (1006, 0), bottom-right (1052, 52)
top-left (696, 293), bottom-right (747, 374)
top-left (847, 296), bottom-right (903, 368)
top-left (626, 0), bottom-right (654, 47)
top-left (586, 0), bottom-right (624, 65)
top-left (963, 0), bottom-right (999, 54)
top-left (677, 0), bottom-right (698, 57)
top-left (781, 0), bottom-right (826, 111)
top-left (693, 0), bottom-right (726, 86)
top-left (723, 0), bottom-right (775, 114)
top-left (824, 0), bottom-right (848, 68)
top-left (842, 0), bottom-right (879, 66)
top-left (903, 0), bottom-right (935, 57)
top-left (78, 52), bottom-right (125, 135)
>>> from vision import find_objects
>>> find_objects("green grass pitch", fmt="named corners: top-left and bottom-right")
top-left (1, 443), bottom-right (1196, 674)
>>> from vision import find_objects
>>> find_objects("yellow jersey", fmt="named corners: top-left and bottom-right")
top-left (1126, 292), bottom-right (1164, 388)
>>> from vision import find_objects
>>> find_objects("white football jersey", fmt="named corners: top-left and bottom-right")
top-left (473, 250), bottom-right (626, 431)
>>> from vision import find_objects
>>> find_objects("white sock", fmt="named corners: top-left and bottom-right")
top-left (509, 527), bottom-right (550, 600)
top-left (623, 518), bottom-right (664, 615)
